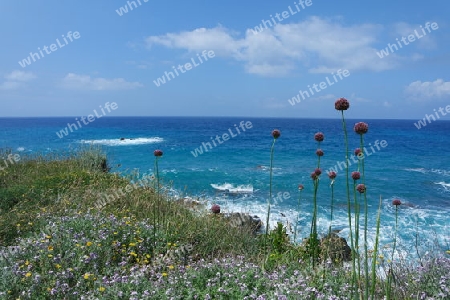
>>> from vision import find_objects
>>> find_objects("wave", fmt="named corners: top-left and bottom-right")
top-left (80, 137), bottom-right (163, 146)
top-left (17, 147), bottom-right (25, 152)
top-left (404, 168), bottom-right (427, 174)
top-left (405, 168), bottom-right (450, 176)
top-left (211, 183), bottom-right (254, 194)
top-left (435, 181), bottom-right (450, 191)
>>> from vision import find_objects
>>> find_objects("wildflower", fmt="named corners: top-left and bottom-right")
top-left (86, 241), bottom-right (93, 247)
top-left (311, 172), bottom-right (318, 180)
top-left (392, 199), bottom-right (401, 206)
top-left (47, 245), bottom-right (53, 251)
top-left (99, 287), bottom-right (106, 292)
top-left (47, 254), bottom-right (53, 258)
top-left (354, 122), bottom-right (369, 135)
top-left (154, 149), bottom-right (163, 157)
top-left (162, 272), bottom-right (168, 277)
top-left (328, 171), bottom-right (337, 180)
top-left (129, 242), bottom-right (136, 247)
top-left (356, 184), bottom-right (366, 193)
top-left (211, 204), bottom-right (220, 214)
top-left (55, 264), bottom-right (61, 269)
top-left (25, 272), bottom-right (32, 278)
top-left (25, 260), bottom-right (29, 266)
top-left (314, 168), bottom-right (322, 176)
top-left (168, 265), bottom-right (174, 270)
top-left (83, 273), bottom-right (90, 280)
top-left (45, 235), bottom-right (51, 239)
top-left (351, 171), bottom-right (361, 180)
top-left (272, 129), bottom-right (281, 139)
top-left (314, 132), bottom-right (324, 142)
top-left (446, 250), bottom-right (450, 255)
top-left (316, 149), bottom-right (324, 157)
top-left (354, 148), bottom-right (362, 156)
top-left (335, 97), bottom-right (350, 110)
top-left (298, 184), bottom-right (304, 191)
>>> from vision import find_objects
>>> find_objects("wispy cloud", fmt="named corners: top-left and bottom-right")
top-left (405, 79), bottom-right (450, 101)
top-left (61, 73), bottom-right (143, 90)
top-left (145, 17), bottom-right (398, 77)
top-left (0, 70), bottom-right (36, 90)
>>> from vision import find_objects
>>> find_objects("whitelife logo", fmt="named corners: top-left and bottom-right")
top-left (376, 22), bottom-right (439, 58)
top-left (56, 102), bottom-right (118, 139)
top-left (115, 0), bottom-right (149, 16)
top-left (18, 31), bottom-right (81, 68)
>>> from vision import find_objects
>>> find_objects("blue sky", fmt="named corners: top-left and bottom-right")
top-left (1, 0), bottom-right (449, 119)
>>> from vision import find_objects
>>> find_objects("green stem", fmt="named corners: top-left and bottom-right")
top-left (370, 197), bottom-right (382, 300)
top-left (360, 134), bottom-right (369, 300)
top-left (264, 138), bottom-right (276, 269)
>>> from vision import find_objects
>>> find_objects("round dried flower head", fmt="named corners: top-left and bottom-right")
top-left (392, 199), bottom-right (402, 206)
top-left (335, 98), bottom-right (350, 111)
top-left (298, 184), bottom-right (304, 191)
top-left (314, 168), bottom-right (322, 176)
top-left (272, 129), bottom-right (281, 139)
top-left (354, 148), bottom-right (362, 156)
top-left (356, 184), bottom-right (366, 194)
top-left (316, 149), bottom-right (324, 157)
top-left (328, 171), bottom-right (337, 180)
top-left (351, 171), bottom-right (361, 180)
top-left (354, 122), bottom-right (369, 135)
top-left (314, 132), bottom-right (324, 142)
top-left (154, 149), bottom-right (163, 157)
top-left (211, 204), bottom-right (221, 214)
top-left (311, 172), bottom-right (318, 180)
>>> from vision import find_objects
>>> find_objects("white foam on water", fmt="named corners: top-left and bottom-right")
top-left (80, 137), bottom-right (163, 146)
top-left (211, 183), bottom-right (254, 194)
top-left (17, 147), bottom-right (25, 152)
top-left (435, 181), bottom-right (450, 191)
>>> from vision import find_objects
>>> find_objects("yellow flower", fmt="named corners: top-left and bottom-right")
top-left (28, 222), bottom-right (33, 226)
top-left (83, 273), bottom-right (90, 280)
top-left (168, 265), bottom-right (174, 270)
top-left (45, 235), bottom-right (51, 239)
top-left (25, 260), bottom-right (29, 266)
top-left (113, 232), bottom-right (118, 235)
top-left (130, 252), bottom-right (137, 257)
top-left (446, 250), bottom-right (450, 255)
top-left (25, 272), bottom-right (32, 277)
top-left (86, 241), bottom-right (93, 247)
top-left (16, 223), bottom-right (20, 227)
top-left (162, 272), bottom-right (168, 277)
top-left (99, 287), bottom-right (106, 292)
top-left (167, 243), bottom-right (172, 247)
top-left (145, 254), bottom-right (151, 258)
top-left (186, 265), bottom-right (190, 268)
top-left (55, 264), bottom-right (61, 269)
top-left (48, 245), bottom-right (53, 251)
top-left (48, 254), bottom-right (53, 258)
top-left (173, 243), bottom-right (177, 247)
top-left (129, 242), bottom-right (136, 247)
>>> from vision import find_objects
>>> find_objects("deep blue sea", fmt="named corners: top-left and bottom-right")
top-left (1, 117), bottom-right (449, 259)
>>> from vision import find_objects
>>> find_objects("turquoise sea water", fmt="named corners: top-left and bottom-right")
top-left (1, 117), bottom-right (449, 259)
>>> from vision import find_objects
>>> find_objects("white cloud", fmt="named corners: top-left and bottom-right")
top-left (62, 73), bottom-right (143, 90)
top-left (145, 17), bottom-right (396, 76)
top-left (0, 70), bottom-right (36, 90)
top-left (405, 79), bottom-right (450, 101)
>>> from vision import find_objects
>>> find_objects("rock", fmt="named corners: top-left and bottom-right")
top-left (120, 138), bottom-right (125, 141)
top-left (320, 233), bottom-right (352, 262)
top-left (226, 213), bottom-right (262, 233)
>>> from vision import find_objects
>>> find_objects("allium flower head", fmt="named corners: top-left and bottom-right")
top-left (314, 132), bottom-right (324, 142)
top-left (354, 148), bottom-right (362, 156)
top-left (316, 149), bottom-right (324, 157)
top-left (298, 184), bottom-right (304, 191)
top-left (351, 171), bottom-right (361, 180)
top-left (356, 184), bottom-right (366, 194)
top-left (354, 122), bottom-right (369, 135)
top-left (211, 204), bottom-right (220, 214)
top-left (311, 172), bottom-right (318, 180)
top-left (272, 129), bottom-right (281, 139)
top-left (154, 149), bottom-right (163, 157)
top-left (335, 98), bottom-right (350, 111)
top-left (392, 199), bottom-right (401, 206)
top-left (328, 171), bottom-right (337, 180)
top-left (314, 168), bottom-right (322, 176)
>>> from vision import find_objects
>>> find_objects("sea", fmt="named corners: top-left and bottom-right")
top-left (1, 116), bottom-right (449, 261)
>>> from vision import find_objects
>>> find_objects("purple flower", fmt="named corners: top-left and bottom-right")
top-left (356, 184), bottom-right (366, 194)
top-left (314, 168), bottom-right (322, 176)
top-left (154, 149), bottom-right (163, 157)
top-left (392, 199), bottom-right (401, 206)
top-left (316, 149), bottom-right (324, 157)
top-left (211, 204), bottom-right (220, 214)
top-left (328, 171), bottom-right (336, 180)
top-left (351, 171), bottom-right (361, 180)
top-left (354, 122), bottom-right (369, 135)
top-left (314, 132), bottom-right (324, 142)
top-left (354, 148), bottom-right (362, 156)
top-left (272, 129), bottom-right (281, 139)
top-left (311, 172), bottom-right (318, 180)
top-left (335, 98), bottom-right (350, 111)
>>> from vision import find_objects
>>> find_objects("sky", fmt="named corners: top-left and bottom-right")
top-left (0, 0), bottom-right (449, 119)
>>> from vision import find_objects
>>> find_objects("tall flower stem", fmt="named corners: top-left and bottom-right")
top-left (294, 185), bottom-right (303, 243)
top-left (311, 177), bottom-right (319, 267)
top-left (360, 135), bottom-right (369, 299)
top-left (370, 196), bottom-right (382, 300)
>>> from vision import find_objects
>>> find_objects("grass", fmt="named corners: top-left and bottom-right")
top-left (0, 146), bottom-right (449, 299)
